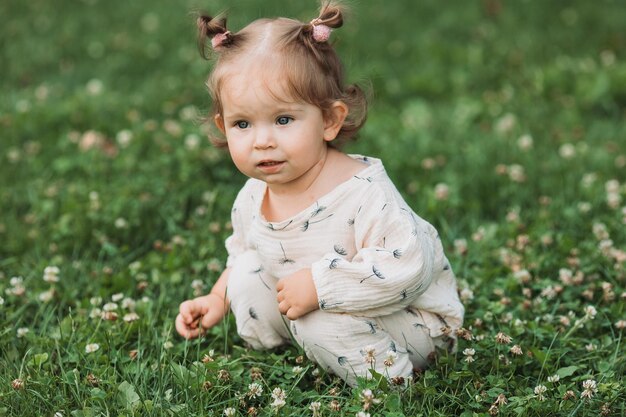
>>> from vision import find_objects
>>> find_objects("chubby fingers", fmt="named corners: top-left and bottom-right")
top-left (278, 299), bottom-right (289, 315)
top-left (179, 300), bottom-right (199, 324)
top-left (175, 313), bottom-right (202, 339)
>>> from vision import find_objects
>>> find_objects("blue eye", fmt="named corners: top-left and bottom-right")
top-left (235, 120), bottom-right (249, 129)
top-left (276, 116), bottom-right (292, 125)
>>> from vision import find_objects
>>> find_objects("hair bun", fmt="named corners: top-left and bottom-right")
top-left (197, 14), bottom-right (231, 57)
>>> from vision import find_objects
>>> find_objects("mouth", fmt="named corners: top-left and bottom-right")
top-left (257, 160), bottom-right (284, 167)
top-left (256, 160), bottom-right (285, 174)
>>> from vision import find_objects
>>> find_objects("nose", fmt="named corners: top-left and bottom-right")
top-left (253, 126), bottom-right (276, 149)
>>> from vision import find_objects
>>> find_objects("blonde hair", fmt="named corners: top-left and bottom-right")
top-left (197, 2), bottom-right (367, 147)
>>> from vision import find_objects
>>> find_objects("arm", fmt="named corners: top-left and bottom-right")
top-left (175, 268), bottom-right (231, 339)
top-left (311, 199), bottom-right (440, 317)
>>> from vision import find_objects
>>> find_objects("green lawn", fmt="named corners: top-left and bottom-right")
top-left (1, 0), bottom-right (625, 415)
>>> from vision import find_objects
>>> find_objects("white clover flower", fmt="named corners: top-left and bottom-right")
top-left (592, 223), bottom-right (609, 240)
top-left (0, 296), bottom-right (4, 306)
top-left (605, 179), bottom-right (620, 194)
top-left (517, 134), bottom-right (533, 150)
top-left (179, 105), bottom-right (198, 121)
top-left (271, 397), bottom-right (286, 410)
top-left (247, 382), bottom-right (263, 398)
top-left (309, 401), bottom-right (321, 416)
top-left (271, 387), bottom-right (286, 401)
top-left (558, 268), bottom-right (573, 284)
top-left (506, 209), bottom-right (520, 223)
top-left (207, 259), bottom-right (222, 272)
top-left (454, 239), bottom-right (468, 255)
top-left (43, 266), bottom-right (60, 283)
top-left (17, 327), bottom-right (29, 338)
top-left (534, 384), bottom-right (547, 401)
top-left (541, 286), bottom-right (557, 299)
top-left (508, 164), bottom-right (526, 183)
top-left (356, 411), bottom-right (371, 417)
top-left (495, 332), bottom-right (512, 344)
top-left (184, 134), bottom-right (200, 150)
top-left (584, 305), bottom-right (597, 319)
top-left (558, 143), bottom-right (576, 159)
top-left (463, 348), bottom-right (476, 363)
top-left (495, 113), bottom-right (516, 134)
top-left (163, 120), bottom-right (182, 137)
top-left (581, 379), bottom-right (597, 399)
top-left (578, 202), bottom-right (591, 213)
top-left (434, 183), bottom-right (450, 201)
top-left (123, 313), bottom-right (140, 323)
top-left (514, 269), bottom-right (532, 284)
top-left (122, 297), bottom-right (136, 311)
top-left (384, 349), bottom-right (398, 367)
top-left (89, 308), bottom-right (102, 319)
top-left (581, 173), bottom-right (597, 188)
top-left (361, 345), bottom-right (376, 364)
top-left (114, 218), bottom-right (128, 229)
top-left (116, 130), bottom-right (133, 148)
top-left (85, 343), bottom-right (100, 353)
top-left (129, 261), bottom-right (142, 274)
top-left (547, 374), bottom-right (560, 383)
top-left (460, 288), bottom-right (474, 302)
top-left (292, 366), bottom-right (304, 375)
top-left (44, 266), bottom-right (59, 274)
top-left (86, 79), bottom-right (103, 95)
top-left (607, 192), bottom-right (621, 209)
top-left (10, 276), bottom-right (23, 287)
top-left (223, 408), bottom-right (236, 417)
top-left (90, 296), bottom-right (102, 306)
top-left (163, 341), bottom-right (174, 350)
top-left (585, 343), bottom-right (597, 352)
top-left (103, 302), bottom-right (118, 312)
top-left (38, 289), bottom-right (54, 302)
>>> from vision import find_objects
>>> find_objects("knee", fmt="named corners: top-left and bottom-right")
top-left (292, 311), bottom-right (365, 347)
top-left (226, 250), bottom-right (268, 302)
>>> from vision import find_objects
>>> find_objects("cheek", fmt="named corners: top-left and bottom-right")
top-left (226, 139), bottom-right (246, 164)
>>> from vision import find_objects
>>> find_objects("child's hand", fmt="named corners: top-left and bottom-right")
top-left (276, 268), bottom-right (319, 320)
top-left (175, 294), bottom-right (227, 339)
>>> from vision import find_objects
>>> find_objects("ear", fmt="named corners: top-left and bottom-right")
top-left (323, 101), bottom-right (349, 142)
top-left (214, 113), bottom-right (226, 134)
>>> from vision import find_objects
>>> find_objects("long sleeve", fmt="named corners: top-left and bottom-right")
top-left (225, 181), bottom-right (258, 268)
top-left (311, 185), bottom-right (439, 317)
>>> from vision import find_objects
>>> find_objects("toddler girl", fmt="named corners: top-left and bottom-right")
top-left (176, 2), bottom-right (464, 387)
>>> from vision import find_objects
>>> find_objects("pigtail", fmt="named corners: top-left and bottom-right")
top-left (311, 2), bottom-right (344, 31)
top-left (301, 1), bottom-right (344, 45)
top-left (197, 14), bottom-right (234, 58)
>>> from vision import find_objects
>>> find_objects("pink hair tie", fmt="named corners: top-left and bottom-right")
top-left (211, 31), bottom-right (230, 49)
top-left (310, 19), bottom-right (331, 42)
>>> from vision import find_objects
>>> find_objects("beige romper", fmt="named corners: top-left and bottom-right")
top-left (225, 155), bottom-right (464, 386)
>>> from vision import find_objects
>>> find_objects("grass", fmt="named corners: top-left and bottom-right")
top-left (1, 0), bottom-right (625, 415)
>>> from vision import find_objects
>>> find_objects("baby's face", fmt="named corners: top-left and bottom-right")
top-left (216, 71), bottom-right (336, 193)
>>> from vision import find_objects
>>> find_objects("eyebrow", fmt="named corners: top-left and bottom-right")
top-left (224, 107), bottom-right (305, 119)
